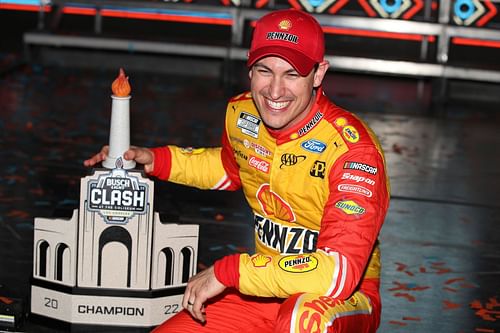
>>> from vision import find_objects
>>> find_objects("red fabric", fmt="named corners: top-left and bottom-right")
top-left (152, 290), bottom-right (281, 333)
top-left (149, 146), bottom-right (172, 180)
top-left (153, 289), bottom-right (380, 333)
top-left (214, 254), bottom-right (241, 288)
top-left (220, 128), bottom-right (242, 190)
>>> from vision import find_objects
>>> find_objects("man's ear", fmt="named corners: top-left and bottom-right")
top-left (313, 60), bottom-right (330, 88)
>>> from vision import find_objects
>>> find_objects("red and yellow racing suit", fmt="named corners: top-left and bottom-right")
top-left (151, 88), bottom-right (390, 333)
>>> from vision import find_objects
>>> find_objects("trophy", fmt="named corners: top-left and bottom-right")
top-left (30, 69), bottom-right (199, 330)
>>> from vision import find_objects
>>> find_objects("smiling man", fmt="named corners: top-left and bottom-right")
top-left (85, 8), bottom-right (390, 333)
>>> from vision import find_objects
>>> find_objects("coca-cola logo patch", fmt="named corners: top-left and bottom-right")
top-left (248, 155), bottom-right (270, 173)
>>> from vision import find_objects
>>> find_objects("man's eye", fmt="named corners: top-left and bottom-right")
top-left (287, 73), bottom-right (299, 78)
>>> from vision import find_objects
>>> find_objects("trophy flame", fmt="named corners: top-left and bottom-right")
top-left (102, 68), bottom-right (136, 170)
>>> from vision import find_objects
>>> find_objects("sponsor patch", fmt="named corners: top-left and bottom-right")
top-left (266, 31), bottom-right (298, 44)
top-left (278, 254), bottom-right (318, 273)
top-left (256, 183), bottom-right (295, 222)
top-left (335, 200), bottom-right (366, 215)
top-left (342, 125), bottom-right (359, 143)
top-left (341, 172), bottom-right (375, 186)
top-left (237, 112), bottom-right (261, 138)
top-left (301, 139), bottom-right (327, 153)
top-left (254, 214), bottom-right (318, 254)
top-left (334, 117), bottom-right (347, 127)
top-left (243, 139), bottom-right (272, 157)
top-left (344, 161), bottom-right (377, 175)
top-left (310, 160), bottom-right (326, 179)
top-left (233, 149), bottom-right (248, 161)
top-left (296, 111), bottom-right (323, 137)
top-left (338, 184), bottom-right (373, 197)
top-left (295, 295), bottom-right (350, 333)
top-left (280, 153), bottom-right (306, 168)
top-left (343, 161), bottom-right (378, 175)
top-left (249, 155), bottom-right (270, 173)
top-left (251, 254), bottom-right (272, 268)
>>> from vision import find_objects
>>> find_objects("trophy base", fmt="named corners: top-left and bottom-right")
top-left (30, 279), bottom-right (185, 330)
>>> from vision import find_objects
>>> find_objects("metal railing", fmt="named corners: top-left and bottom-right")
top-left (22, 0), bottom-right (500, 83)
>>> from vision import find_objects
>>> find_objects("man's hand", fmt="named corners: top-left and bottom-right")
top-left (182, 266), bottom-right (226, 323)
top-left (83, 145), bottom-right (155, 173)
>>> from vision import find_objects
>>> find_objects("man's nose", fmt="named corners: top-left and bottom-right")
top-left (268, 76), bottom-right (285, 100)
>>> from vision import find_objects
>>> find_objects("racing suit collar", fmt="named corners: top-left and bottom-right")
top-left (266, 87), bottom-right (324, 144)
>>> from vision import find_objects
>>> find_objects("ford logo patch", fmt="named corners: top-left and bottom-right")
top-left (301, 139), bottom-right (327, 153)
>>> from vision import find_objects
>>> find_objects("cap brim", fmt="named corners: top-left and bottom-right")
top-left (247, 46), bottom-right (317, 76)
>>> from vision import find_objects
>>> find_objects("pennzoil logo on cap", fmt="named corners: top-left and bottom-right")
top-left (278, 19), bottom-right (292, 31)
top-left (266, 32), bottom-right (299, 44)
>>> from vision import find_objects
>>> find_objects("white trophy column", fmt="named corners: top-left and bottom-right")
top-left (102, 95), bottom-right (136, 169)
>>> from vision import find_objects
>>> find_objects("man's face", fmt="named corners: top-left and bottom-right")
top-left (249, 56), bottom-right (327, 131)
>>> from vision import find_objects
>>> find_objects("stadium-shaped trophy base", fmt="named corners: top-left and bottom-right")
top-left (30, 278), bottom-right (185, 330)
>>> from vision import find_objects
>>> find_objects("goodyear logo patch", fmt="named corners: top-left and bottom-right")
top-left (335, 200), bottom-right (366, 215)
top-left (278, 254), bottom-right (318, 273)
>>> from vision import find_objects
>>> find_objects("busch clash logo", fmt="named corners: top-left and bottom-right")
top-left (87, 168), bottom-right (148, 224)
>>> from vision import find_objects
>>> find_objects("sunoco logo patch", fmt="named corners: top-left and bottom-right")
top-left (335, 200), bottom-right (365, 215)
top-left (278, 254), bottom-right (318, 273)
top-left (87, 169), bottom-right (148, 224)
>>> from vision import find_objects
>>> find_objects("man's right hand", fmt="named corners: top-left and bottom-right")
top-left (83, 145), bottom-right (155, 173)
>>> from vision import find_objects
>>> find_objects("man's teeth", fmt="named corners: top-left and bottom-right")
top-left (267, 100), bottom-right (289, 109)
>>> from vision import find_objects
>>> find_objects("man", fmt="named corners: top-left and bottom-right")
top-left (85, 8), bottom-right (389, 333)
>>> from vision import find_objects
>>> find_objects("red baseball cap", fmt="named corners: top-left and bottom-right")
top-left (247, 9), bottom-right (325, 76)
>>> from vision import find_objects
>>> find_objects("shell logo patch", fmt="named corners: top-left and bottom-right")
top-left (251, 254), bottom-right (272, 268)
top-left (256, 184), bottom-right (296, 222)
top-left (342, 125), bottom-right (359, 143)
top-left (278, 19), bottom-right (292, 31)
top-left (278, 254), bottom-right (318, 273)
top-left (335, 200), bottom-right (366, 215)
top-left (334, 117), bottom-right (347, 127)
